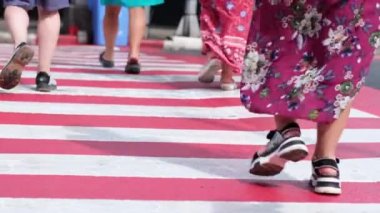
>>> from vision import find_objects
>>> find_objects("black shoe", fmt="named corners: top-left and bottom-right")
top-left (36, 72), bottom-right (57, 92)
top-left (99, 51), bottom-right (114, 68)
top-left (310, 158), bottom-right (342, 195)
top-left (0, 42), bottom-right (34, 90)
top-left (125, 58), bottom-right (141, 74)
top-left (249, 122), bottom-right (309, 176)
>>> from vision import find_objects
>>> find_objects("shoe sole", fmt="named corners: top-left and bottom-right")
top-left (125, 64), bottom-right (140, 74)
top-left (310, 177), bottom-right (342, 195)
top-left (249, 137), bottom-right (308, 176)
top-left (198, 63), bottom-right (220, 83)
top-left (0, 45), bottom-right (34, 90)
top-left (220, 82), bottom-right (237, 91)
top-left (36, 83), bottom-right (57, 92)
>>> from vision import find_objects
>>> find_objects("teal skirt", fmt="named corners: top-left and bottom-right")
top-left (101, 0), bottom-right (164, 7)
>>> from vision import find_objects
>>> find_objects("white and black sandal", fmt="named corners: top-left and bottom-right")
top-left (249, 122), bottom-right (309, 176)
top-left (310, 158), bottom-right (341, 195)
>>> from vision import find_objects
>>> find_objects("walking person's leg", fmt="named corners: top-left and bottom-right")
top-left (4, 5), bottom-right (29, 47)
top-left (310, 104), bottom-right (352, 195)
top-left (0, 2), bottom-right (34, 89)
top-left (198, 0), bottom-right (222, 84)
top-left (241, 0), bottom-right (379, 196)
top-left (124, 7), bottom-right (146, 74)
top-left (35, 0), bottom-right (69, 92)
top-left (99, 6), bottom-right (121, 68)
top-left (199, 0), bottom-right (253, 90)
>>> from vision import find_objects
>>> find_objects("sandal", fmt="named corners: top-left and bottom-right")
top-left (250, 122), bottom-right (308, 176)
top-left (310, 158), bottom-right (341, 195)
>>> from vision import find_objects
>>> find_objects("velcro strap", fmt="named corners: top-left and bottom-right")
top-left (312, 158), bottom-right (339, 169)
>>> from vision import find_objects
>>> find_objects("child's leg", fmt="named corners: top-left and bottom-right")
top-left (0, 3), bottom-right (34, 90)
top-left (4, 5), bottom-right (29, 46)
top-left (128, 7), bottom-right (146, 60)
top-left (103, 6), bottom-right (121, 61)
top-left (37, 7), bottom-right (61, 73)
top-left (35, 0), bottom-right (69, 92)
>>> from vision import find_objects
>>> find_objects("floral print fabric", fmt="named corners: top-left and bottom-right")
top-left (241, 0), bottom-right (380, 123)
top-left (200, 0), bottom-right (254, 73)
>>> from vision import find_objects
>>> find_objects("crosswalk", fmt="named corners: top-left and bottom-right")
top-left (0, 44), bottom-right (379, 212)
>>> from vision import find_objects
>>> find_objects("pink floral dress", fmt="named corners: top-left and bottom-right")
top-left (240, 0), bottom-right (380, 123)
top-left (199, 0), bottom-right (254, 72)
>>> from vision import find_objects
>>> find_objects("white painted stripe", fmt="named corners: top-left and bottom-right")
top-left (12, 60), bottom-right (203, 70)
top-left (21, 71), bottom-right (222, 83)
top-left (0, 57), bottom-right (186, 64)
top-left (0, 154), bottom-right (379, 182)
top-left (0, 101), bottom-right (375, 119)
top-left (0, 54), bottom-right (170, 61)
top-left (53, 58), bottom-right (187, 64)
top-left (0, 124), bottom-right (378, 144)
top-left (0, 198), bottom-right (380, 213)
top-left (12, 85), bottom-right (239, 99)
top-left (0, 199), bottom-right (379, 213)
top-left (0, 101), bottom-right (265, 119)
top-left (23, 63), bottom-right (203, 71)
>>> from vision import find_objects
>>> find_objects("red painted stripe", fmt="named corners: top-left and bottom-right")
top-left (21, 78), bottom-right (218, 90)
top-left (0, 138), bottom-right (378, 160)
top-left (141, 39), bottom-right (164, 49)
top-left (0, 175), bottom-right (378, 203)
top-left (353, 87), bottom-right (380, 117)
top-left (0, 112), bottom-right (378, 131)
top-left (0, 93), bottom-right (240, 107)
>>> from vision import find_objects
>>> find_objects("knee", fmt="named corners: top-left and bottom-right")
top-left (105, 7), bottom-right (121, 19)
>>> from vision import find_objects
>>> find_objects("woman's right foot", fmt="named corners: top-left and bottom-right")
top-left (125, 58), bottom-right (141, 74)
top-left (249, 122), bottom-right (309, 176)
top-left (310, 158), bottom-right (342, 195)
top-left (220, 64), bottom-right (237, 90)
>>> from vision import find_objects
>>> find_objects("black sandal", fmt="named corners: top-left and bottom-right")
top-left (99, 52), bottom-right (114, 68)
top-left (310, 158), bottom-right (341, 195)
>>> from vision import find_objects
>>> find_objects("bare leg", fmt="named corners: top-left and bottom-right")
top-left (314, 104), bottom-right (351, 175)
top-left (103, 6), bottom-right (121, 61)
top-left (274, 115), bottom-right (297, 130)
top-left (37, 7), bottom-right (61, 73)
top-left (4, 6), bottom-right (29, 47)
top-left (220, 62), bottom-right (236, 90)
top-left (128, 7), bottom-right (146, 60)
top-left (1, 5), bottom-right (34, 90)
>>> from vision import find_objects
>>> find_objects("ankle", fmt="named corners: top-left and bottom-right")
top-left (103, 50), bottom-right (114, 60)
top-left (279, 122), bottom-right (301, 138)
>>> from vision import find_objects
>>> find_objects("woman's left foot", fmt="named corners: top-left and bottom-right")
top-left (310, 158), bottom-right (342, 195)
top-left (99, 51), bottom-right (114, 68)
top-left (250, 122), bottom-right (308, 176)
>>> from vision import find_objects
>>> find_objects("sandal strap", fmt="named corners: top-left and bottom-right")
top-left (312, 158), bottom-right (340, 177)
